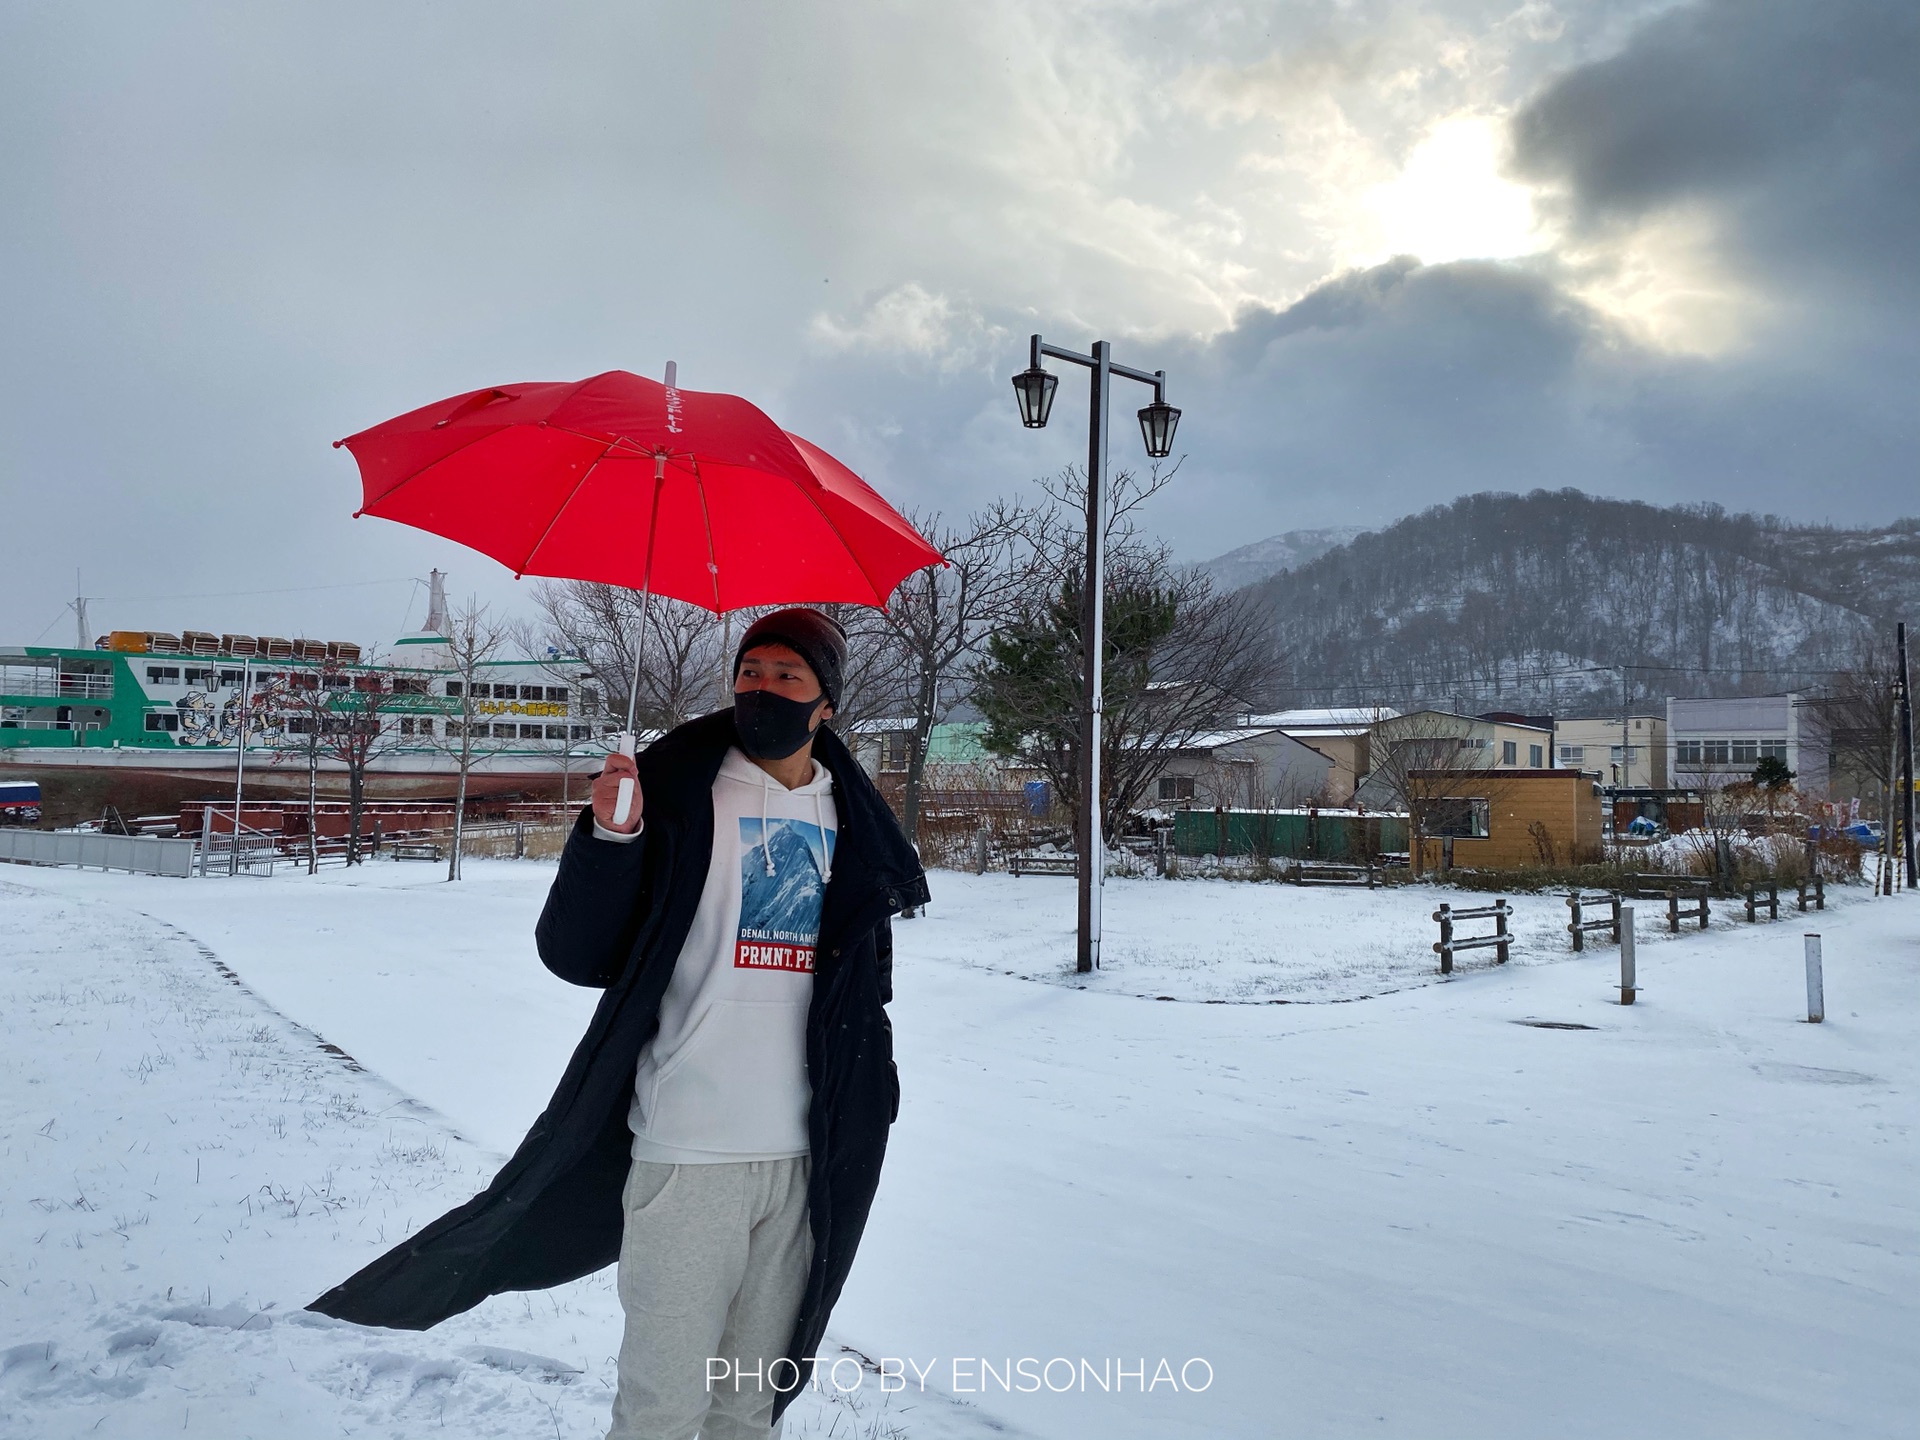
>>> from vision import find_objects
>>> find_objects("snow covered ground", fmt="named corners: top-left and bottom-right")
top-left (3, 859), bottom-right (1916, 1438)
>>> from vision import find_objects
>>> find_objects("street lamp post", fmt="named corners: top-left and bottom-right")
top-left (1012, 334), bottom-right (1180, 973)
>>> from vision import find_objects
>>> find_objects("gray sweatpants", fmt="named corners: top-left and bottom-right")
top-left (606, 1156), bottom-right (813, 1440)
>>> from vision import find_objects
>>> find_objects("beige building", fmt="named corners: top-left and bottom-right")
top-left (1243, 707), bottom-right (1391, 803)
top-left (1555, 715), bottom-right (1668, 788)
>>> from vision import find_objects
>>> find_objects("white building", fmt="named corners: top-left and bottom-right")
top-left (1665, 695), bottom-right (1826, 794)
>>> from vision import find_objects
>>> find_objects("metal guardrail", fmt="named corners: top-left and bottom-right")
top-left (0, 829), bottom-right (196, 877)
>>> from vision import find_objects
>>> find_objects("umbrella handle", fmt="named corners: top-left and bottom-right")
top-left (612, 732), bottom-right (638, 827)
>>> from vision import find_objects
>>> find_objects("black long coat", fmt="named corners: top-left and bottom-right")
top-left (308, 712), bottom-right (928, 1418)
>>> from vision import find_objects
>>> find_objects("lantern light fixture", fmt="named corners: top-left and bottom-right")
top-left (1136, 397), bottom-right (1180, 459)
top-left (1011, 366), bottom-right (1058, 429)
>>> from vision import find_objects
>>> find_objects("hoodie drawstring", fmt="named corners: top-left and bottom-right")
top-left (761, 771), bottom-right (775, 876)
top-left (752, 758), bottom-right (832, 882)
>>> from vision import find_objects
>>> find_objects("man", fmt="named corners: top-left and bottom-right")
top-left (310, 607), bottom-right (929, 1439)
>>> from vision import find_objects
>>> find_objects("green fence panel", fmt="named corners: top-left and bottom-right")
top-left (1170, 809), bottom-right (1407, 860)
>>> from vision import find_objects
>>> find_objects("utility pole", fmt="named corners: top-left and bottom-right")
top-left (1899, 621), bottom-right (1916, 887)
top-left (229, 659), bottom-right (253, 876)
top-left (1621, 665), bottom-right (1631, 790)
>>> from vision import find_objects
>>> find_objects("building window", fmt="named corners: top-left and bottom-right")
top-left (877, 730), bottom-right (912, 773)
top-left (1676, 740), bottom-right (1702, 765)
top-left (1609, 745), bottom-right (1639, 762)
top-left (1731, 739), bottom-right (1758, 764)
top-left (145, 666), bottom-right (181, 685)
top-left (1158, 775), bottom-right (1195, 801)
top-left (1760, 740), bottom-right (1788, 762)
top-left (1529, 744), bottom-right (1543, 768)
top-left (144, 711), bottom-right (179, 732)
top-left (1419, 797), bottom-right (1490, 838)
top-left (1703, 740), bottom-right (1730, 765)
top-left (1559, 745), bottom-right (1584, 764)
top-left (1501, 740), bottom-right (1518, 765)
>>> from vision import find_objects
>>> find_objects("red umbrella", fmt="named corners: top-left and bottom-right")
top-left (337, 366), bottom-right (943, 821)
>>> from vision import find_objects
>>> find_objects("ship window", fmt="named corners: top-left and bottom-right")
top-left (145, 711), bottom-right (179, 732)
top-left (570, 725), bottom-right (590, 740)
top-left (546, 724), bottom-right (568, 740)
top-left (495, 684), bottom-right (520, 700)
top-left (520, 723), bottom-right (544, 739)
top-left (392, 676), bottom-right (428, 696)
top-left (219, 669), bottom-right (245, 686)
top-left (145, 666), bottom-right (181, 684)
top-left (445, 681), bottom-right (463, 698)
top-left (470, 683), bottom-right (491, 700)
top-left (285, 717), bottom-right (314, 735)
top-left (184, 668), bottom-right (215, 686)
top-left (546, 686), bottom-right (569, 703)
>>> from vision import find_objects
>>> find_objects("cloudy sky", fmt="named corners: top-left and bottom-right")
top-left (2, 0), bottom-right (1914, 647)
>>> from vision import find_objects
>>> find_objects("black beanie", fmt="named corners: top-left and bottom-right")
top-left (734, 607), bottom-right (849, 709)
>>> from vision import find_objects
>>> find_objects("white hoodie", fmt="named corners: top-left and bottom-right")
top-left (608, 746), bottom-right (838, 1163)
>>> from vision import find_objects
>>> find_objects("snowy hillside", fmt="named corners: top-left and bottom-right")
top-left (1240, 490), bottom-right (1920, 710)
top-left (1195, 526), bottom-right (1370, 592)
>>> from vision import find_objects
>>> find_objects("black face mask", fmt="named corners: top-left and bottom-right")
top-left (733, 688), bottom-right (825, 761)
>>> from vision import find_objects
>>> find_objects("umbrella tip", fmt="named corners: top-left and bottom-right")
top-left (351, 510), bottom-right (363, 519)
top-left (332, 439), bottom-right (344, 448)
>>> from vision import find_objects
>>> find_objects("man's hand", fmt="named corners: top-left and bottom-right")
top-left (592, 752), bottom-right (643, 834)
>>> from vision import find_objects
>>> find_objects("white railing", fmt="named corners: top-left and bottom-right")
top-left (0, 829), bottom-right (196, 877)
top-left (0, 667), bottom-right (114, 699)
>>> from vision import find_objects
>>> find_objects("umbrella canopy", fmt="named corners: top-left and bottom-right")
top-left (338, 370), bottom-right (942, 611)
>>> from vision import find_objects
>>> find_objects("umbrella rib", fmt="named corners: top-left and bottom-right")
top-left (691, 459), bottom-right (723, 612)
top-left (788, 469), bottom-right (888, 606)
top-left (516, 442), bottom-right (615, 577)
top-left (350, 424), bottom-right (517, 514)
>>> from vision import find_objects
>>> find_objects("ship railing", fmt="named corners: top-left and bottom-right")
top-left (0, 671), bottom-right (114, 700)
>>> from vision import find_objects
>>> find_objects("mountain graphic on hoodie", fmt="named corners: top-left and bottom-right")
top-left (739, 818), bottom-right (833, 946)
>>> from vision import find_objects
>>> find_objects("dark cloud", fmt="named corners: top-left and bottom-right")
top-left (1511, 0), bottom-right (1920, 301)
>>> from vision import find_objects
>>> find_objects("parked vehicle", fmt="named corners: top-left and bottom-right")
top-left (0, 779), bottom-right (42, 824)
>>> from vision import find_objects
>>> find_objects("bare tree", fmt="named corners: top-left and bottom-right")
top-left (976, 467), bottom-right (1275, 843)
top-left (1360, 710), bottom-right (1518, 876)
top-left (265, 656), bottom-right (350, 874)
top-left (435, 600), bottom-right (509, 881)
top-left (527, 581), bottom-right (733, 733)
top-left (321, 653), bottom-right (408, 864)
top-left (872, 502), bottom-right (1030, 844)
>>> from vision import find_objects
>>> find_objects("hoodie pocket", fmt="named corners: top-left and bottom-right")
top-left (642, 1000), bottom-right (810, 1153)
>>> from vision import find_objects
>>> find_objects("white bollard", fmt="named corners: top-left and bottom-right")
top-left (1805, 933), bottom-right (1824, 1023)
top-left (1619, 906), bottom-right (1637, 1004)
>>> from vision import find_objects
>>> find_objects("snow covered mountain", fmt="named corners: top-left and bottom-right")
top-left (1238, 490), bottom-right (1920, 710)
top-left (1197, 526), bottom-right (1371, 592)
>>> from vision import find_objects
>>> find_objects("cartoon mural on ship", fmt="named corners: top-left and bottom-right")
top-left (174, 682), bottom-right (288, 747)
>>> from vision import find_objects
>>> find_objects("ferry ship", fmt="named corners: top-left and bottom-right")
top-left (0, 575), bottom-right (610, 822)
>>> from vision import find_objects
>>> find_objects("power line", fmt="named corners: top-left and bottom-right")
top-left (85, 576), bottom-right (421, 604)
